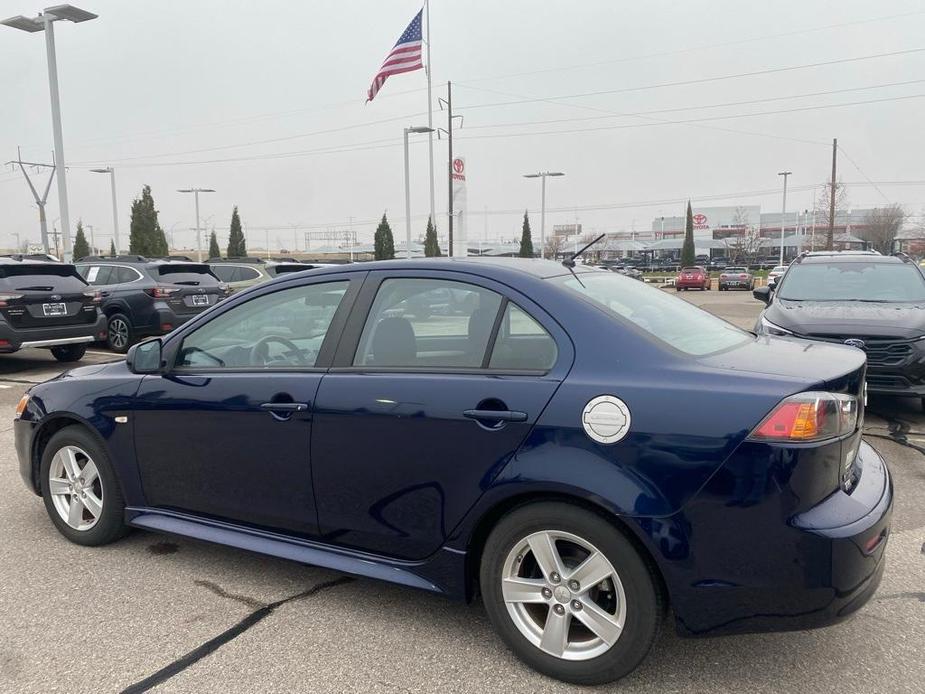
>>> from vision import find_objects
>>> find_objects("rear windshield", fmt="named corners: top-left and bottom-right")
top-left (157, 264), bottom-right (220, 286)
top-left (724, 267), bottom-right (748, 273)
top-left (553, 272), bottom-right (750, 356)
top-left (778, 262), bottom-right (925, 303)
top-left (681, 267), bottom-right (703, 272)
top-left (0, 264), bottom-right (89, 292)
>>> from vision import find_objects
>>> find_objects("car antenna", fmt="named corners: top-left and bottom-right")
top-left (561, 233), bottom-right (606, 287)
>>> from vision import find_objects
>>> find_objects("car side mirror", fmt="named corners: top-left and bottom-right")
top-left (753, 286), bottom-right (772, 304)
top-left (127, 338), bottom-right (163, 374)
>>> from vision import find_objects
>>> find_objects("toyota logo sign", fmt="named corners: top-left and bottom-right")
top-left (453, 158), bottom-right (464, 174)
top-left (693, 214), bottom-right (707, 225)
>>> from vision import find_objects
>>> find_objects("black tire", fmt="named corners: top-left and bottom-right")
top-left (50, 344), bottom-right (87, 362)
top-left (40, 426), bottom-right (128, 546)
top-left (674, 287), bottom-right (681, 292)
top-left (480, 502), bottom-right (664, 685)
top-left (107, 313), bottom-right (133, 354)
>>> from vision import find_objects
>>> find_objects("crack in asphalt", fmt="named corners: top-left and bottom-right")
top-left (120, 575), bottom-right (354, 693)
top-left (865, 411), bottom-right (925, 458)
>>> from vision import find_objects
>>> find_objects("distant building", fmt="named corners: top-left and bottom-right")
top-left (552, 223), bottom-right (582, 238)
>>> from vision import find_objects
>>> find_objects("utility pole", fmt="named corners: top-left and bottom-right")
top-left (827, 138), bottom-right (837, 251)
top-left (778, 171), bottom-right (791, 266)
top-left (446, 80), bottom-right (454, 257)
top-left (85, 223), bottom-right (95, 254)
top-left (177, 187), bottom-right (215, 261)
top-left (7, 149), bottom-right (56, 253)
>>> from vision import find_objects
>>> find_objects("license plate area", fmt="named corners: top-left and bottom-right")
top-left (191, 295), bottom-right (209, 307)
top-left (42, 302), bottom-right (67, 317)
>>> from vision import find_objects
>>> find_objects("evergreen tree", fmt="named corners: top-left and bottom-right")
top-left (681, 200), bottom-right (696, 267)
top-left (208, 230), bottom-right (221, 259)
top-left (109, 239), bottom-right (116, 256)
top-left (129, 185), bottom-right (166, 257)
top-left (518, 210), bottom-right (534, 258)
top-left (423, 217), bottom-right (441, 257)
top-left (374, 213), bottom-right (395, 260)
top-left (226, 206), bottom-right (246, 257)
top-left (72, 220), bottom-right (90, 260)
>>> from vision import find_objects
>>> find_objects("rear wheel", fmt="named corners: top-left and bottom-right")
top-left (480, 502), bottom-right (663, 685)
top-left (50, 344), bottom-right (86, 362)
top-left (107, 313), bottom-right (133, 354)
top-left (40, 427), bottom-right (128, 546)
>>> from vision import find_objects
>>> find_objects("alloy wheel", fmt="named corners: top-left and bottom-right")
top-left (47, 445), bottom-right (104, 531)
top-left (109, 318), bottom-right (129, 350)
top-left (501, 530), bottom-right (626, 661)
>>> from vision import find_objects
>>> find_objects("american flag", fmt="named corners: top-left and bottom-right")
top-left (367, 9), bottom-right (424, 102)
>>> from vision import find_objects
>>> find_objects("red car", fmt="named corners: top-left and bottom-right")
top-left (675, 265), bottom-right (711, 291)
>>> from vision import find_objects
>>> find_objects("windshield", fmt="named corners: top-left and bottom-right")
top-left (778, 262), bottom-right (925, 302)
top-left (724, 267), bottom-right (747, 273)
top-left (553, 272), bottom-right (750, 356)
top-left (771, 266), bottom-right (788, 273)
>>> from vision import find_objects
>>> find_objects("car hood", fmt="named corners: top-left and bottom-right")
top-left (699, 334), bottom-right (865, 389)
top-left (47, 358), bottom-right (129, 384)
top-left (766, 299), bottom-right (925, 339)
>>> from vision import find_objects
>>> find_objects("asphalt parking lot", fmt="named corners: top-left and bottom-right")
top-left (0, 294), bottom-right (923, 694)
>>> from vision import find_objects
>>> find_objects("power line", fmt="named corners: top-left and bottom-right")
top-left (453, 10), bottom-right (925, 84)
top-left (455, 47), bottom-right (925, 110)
top-left (836, 145), bottom-right (891, 204)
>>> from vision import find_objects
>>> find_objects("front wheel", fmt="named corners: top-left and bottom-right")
top-left (40, 426), bottom-right (128, 546)
top-left (50, 344), bottom-right (87, 362)
top-left (480, 502), bottom-right (664, 685)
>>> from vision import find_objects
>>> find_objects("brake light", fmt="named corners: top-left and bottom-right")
top-left (0, 293), bottom-right (23, 308)
top-left (739, 274), bottom-right (747, 279)
top-left (749, 392), bottom-right (858, 442)
top-left (83, 290), bottom-right (102, 305)
top-left (144, 286), bottom-right (179, 299)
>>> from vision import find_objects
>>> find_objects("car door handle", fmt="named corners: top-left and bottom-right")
top-left (463, 409), bottom-right (528, 423)
top-left (260, 402), bottom-right (309, 412)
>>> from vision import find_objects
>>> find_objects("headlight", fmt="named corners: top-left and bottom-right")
top-left (759, 315), bottom-right (794, 337)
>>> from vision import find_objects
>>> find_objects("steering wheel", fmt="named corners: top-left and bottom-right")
top-left (250, 335), bottom-right (309, 366)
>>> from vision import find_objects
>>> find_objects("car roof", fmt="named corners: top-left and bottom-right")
top-left (76, 255), bottom-right (209, 267)
top-left (287, 257), bottom-right (601, 281)
top-left (795, 251), bottom-right (902, 265)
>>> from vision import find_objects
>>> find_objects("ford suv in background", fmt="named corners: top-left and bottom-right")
top-left (755, 251), bottom-right (925, 406)
top-left (207, 257), bottom-right (330, 292)
top-left (76, 256), bottom-right (228, 353)
top-left (0, 257), bottom-right (106, 362)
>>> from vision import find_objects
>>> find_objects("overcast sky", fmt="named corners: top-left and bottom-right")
top-left (2, 0), bottom-right (925, 251)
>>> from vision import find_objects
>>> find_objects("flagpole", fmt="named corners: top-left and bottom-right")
top-left (425, 0), bottom-right (436, 234)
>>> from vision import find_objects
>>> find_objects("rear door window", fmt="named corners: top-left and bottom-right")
top-left (489, 303), bottom-right (558, 371)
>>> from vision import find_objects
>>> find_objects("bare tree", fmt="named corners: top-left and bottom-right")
top-left (544, 234), bottom-right (565, 259)
top-left (727, 225), bottom-right (762, 265)
top-left (814, 179), bottom-right (849, 248)
top-left (860, 204), bottom-right (904, 255)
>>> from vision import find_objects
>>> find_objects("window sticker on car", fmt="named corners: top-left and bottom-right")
top-left (87, 266), bottom-right (100, 282)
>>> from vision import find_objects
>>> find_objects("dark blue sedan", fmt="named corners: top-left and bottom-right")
top-left (14, 258), bottom-right (892, 685)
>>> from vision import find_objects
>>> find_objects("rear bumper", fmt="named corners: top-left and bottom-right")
top-left (676, 280), bottom-right (707, 288)
top-left (0, 313), bottom-right (107, 353)
top-left (663, 439), bottom-right (892, 636)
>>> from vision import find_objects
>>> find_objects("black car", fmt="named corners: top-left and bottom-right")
top-left (754, 251), bottom-right (925, 404)
top-left (75, 256), bottom-right (229, 353)
top-left (0, 258), bottom-right (106, 361)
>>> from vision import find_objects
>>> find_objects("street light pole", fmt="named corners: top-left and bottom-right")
top-left (403, 126), bottom-right (434, 259)
top-left (90, 167), bottom-right (119, 254)
top-left (177, 188), bottom-right (215, 261)
top-left (778, 171), bottom-right (791, 266)
top-left (523, 171), bottom-right (565, 259)
top-left (2, 5), bottom-right (99, 262)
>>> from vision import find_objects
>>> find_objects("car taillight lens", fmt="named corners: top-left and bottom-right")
top-left (0, 293), bottom-right (23, 308)
top-left (83, 290), bottom-right (102, 305)
top-left (219, 283), bottom-right (232, 297)
top-left (739, 274), bottom-right (747, 279)
top-left (144, 286), bottom-right (179, 299)
top-left (749, 391), bottom-right (858, 442)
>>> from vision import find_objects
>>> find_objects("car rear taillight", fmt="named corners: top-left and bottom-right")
top-left (748, 391), bottom-right (858, 443)
top-left (83, 290), bottom-right (102, 305)
top-left (0, 293), bottom-right (23, 308)
top-left (219, 283), bottom-right (232, 297)
top-left (739, 274), bottom-right (747, 279)
top-left (144, 286), bottom-right (179, 299)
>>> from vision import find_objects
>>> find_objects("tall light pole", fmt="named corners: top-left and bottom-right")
top-left (404, 126), bottom-right (434, 259)
top-left (777, 171), bottom-right (791, 266)
top-left (177, 188), bottom-right (215, 261)
top-left (2, 5), bottom-right (99, 262)
top-left (523, 171), bottom-right (565, 258)
top-left (90, 167), bottom-right (120, 254)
